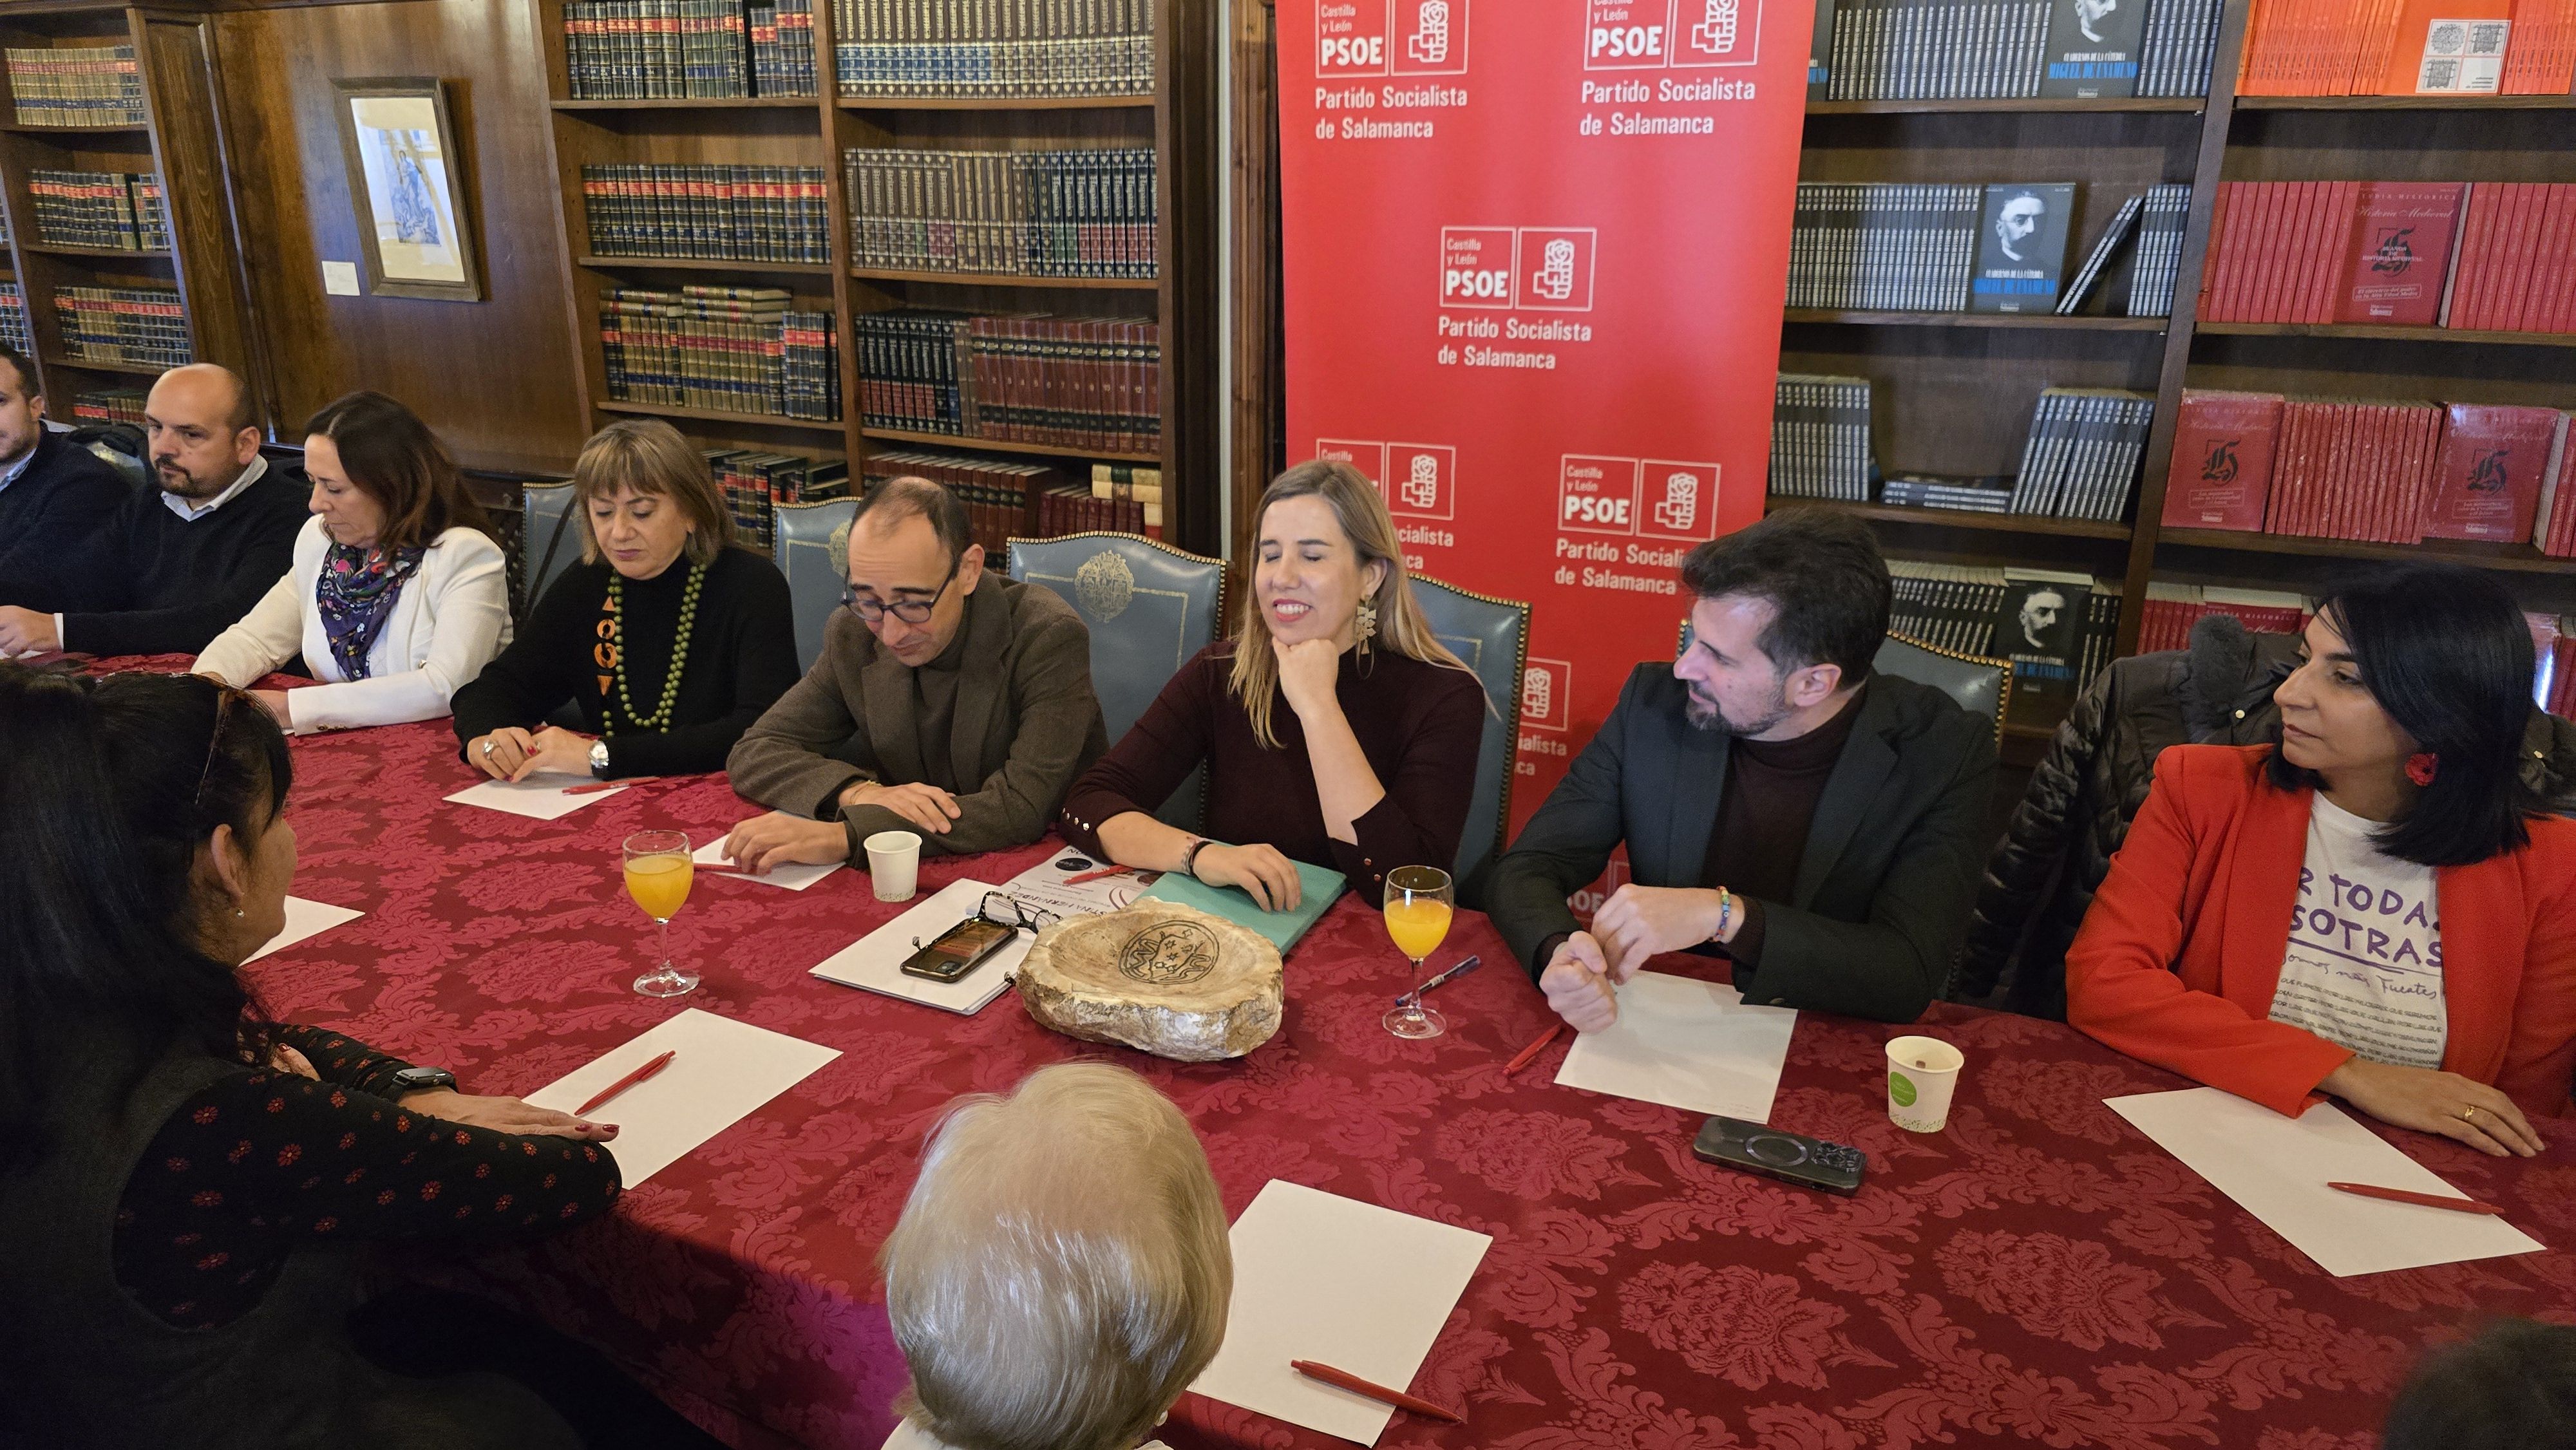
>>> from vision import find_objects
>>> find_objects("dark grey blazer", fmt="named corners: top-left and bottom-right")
top-left (1486, 663), bottom-right (1995, 1022)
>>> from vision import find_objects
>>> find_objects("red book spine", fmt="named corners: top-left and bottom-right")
top-left (2494, 184), bottom-right (2544, 332)
top-left (2530, 185), bottom-right (2575, 333)
top-left (2246, 183), bottom-right (2290, 322)
top-left (2201, 185), bottom-right (2239, 319)
top-left (2445, 183), bottom-right (2496, 328)
top-left (2268, 402), bottom-right (2311, 532)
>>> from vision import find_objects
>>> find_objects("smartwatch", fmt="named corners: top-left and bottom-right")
top-left (390, 1066), bottom-right (457, 1097)
top-left (589, 739), bottom-right (611, 778)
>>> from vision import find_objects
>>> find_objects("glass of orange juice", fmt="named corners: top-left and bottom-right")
top-left (1382, 864), bottom-right (1454, 1040)
top-left (623, 829), bottom-right (699, 998)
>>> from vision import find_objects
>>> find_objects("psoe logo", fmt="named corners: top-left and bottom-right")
top-left (1385, 443), bottom-right (1457, 519)
top-left (1585, 0), bottom-right (1761, 69)
top-left (1439, 226), bottom-right (1517, 308)
top-left (1638, 460), bottom-right (1720, 542)
top-left (1558, 454), bottom-right (1641, 536)
top-left (1519, 228), bottom-right (1596, 312)
top-left (1321, 0), bottom-right (1471, 76)
top-left (1522, 657), bottom-right (1572, 731)
top-left (1314, 438), bottom-right (1387, 488)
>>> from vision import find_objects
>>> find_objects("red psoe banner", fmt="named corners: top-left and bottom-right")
top-left (1280, 0), bottom-right (1808, 837)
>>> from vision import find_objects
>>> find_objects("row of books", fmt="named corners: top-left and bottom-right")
top-left (2234, 0), bottom-right (2576, 95)
top-left (2195, 180), bottom-right (2576, 332)
top-left (2162, 391), bottom-right (2576, 555)
top-left (853, 308), bottom-right (1160, 455)
top-left (598, 287), bottom-right (839, 420)
top-left (1813, 0), bottom-right (2221, 100)
top-left (71, 386), bottom-right (147, 428)
top-left (55, 286), bottom-right (189, 370)
top-left (579, 164), bottom-right (831, 265)
top-left (0, 285), bottom-right (27, 357)
top-left (1770, 373), bottom-right (1875, 502)
top-left (1086, 462), bottom-right (1162, 536)
top-left (563, 0), bottom-right (817, 99)
top-left (1036, 481), bottom-right (1153, 541)
top-left (708, 447), bottom-right (848, 549)
top-left (843, 146), bottom-right (1157, 279)
top-left (2546, 625), bottom-right (2576, 722)
top-left (2005, 388), bottom-right (2157, 520)
top-left (1886, 560), bottom-right (2120, 699)
top-left (27, 169), bottom-right (170, 254)
top-left (3, 45), bottom-right (143, 127)
top-left (1787, 182), bottom-right (2186, 317)
top-left (860, 449), bottom-right (1056, 557)
top-left (828, 0), bottom-right (1153, 98)
top-left (2134, 583), bottom-right (2310, 654)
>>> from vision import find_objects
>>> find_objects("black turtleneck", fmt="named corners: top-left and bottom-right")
top-left (450, 545), bottom-right (799, 778)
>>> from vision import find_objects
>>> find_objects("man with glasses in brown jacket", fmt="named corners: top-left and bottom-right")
top-left (722, 477), bottom-right (1108, 872)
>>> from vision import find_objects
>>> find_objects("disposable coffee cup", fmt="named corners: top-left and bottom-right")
top-left (864, 830), bottom-right (922, 902)
top-left (1886, 1035), bottom-right (1964, 1133)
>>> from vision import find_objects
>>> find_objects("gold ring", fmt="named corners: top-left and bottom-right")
top-left (2460, 1105), bottom-right (2478, 1122)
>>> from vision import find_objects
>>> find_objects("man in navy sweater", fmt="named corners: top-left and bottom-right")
top-left (0, 363), bottom-right (305, 659)
top-left (0, 343), bottom-right (126, 617)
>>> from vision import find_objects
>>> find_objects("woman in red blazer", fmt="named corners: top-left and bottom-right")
top-left (2067, 563), bottom-right (2576, 1157)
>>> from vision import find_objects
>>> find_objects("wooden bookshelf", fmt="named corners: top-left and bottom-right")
top-left (529, 0), bottom-right (1220, 552)
top-left (0, 5), bottom-right (256, 419)
top-left (1768, 494), bottom-right (2135, 540)
top-left (1779, 0), bottom-right (2576, 740)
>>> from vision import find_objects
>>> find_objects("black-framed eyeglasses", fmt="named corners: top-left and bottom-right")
top-left (842, 557), bottom-right (960, 625)
top-left (978, 892), bottom-right (1061, 934)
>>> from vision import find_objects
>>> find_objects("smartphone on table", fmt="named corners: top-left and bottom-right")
top-left (1692, 1115), bottom-right (1867, 1196)
top-left (899, 916), bottom-right (1017, 983)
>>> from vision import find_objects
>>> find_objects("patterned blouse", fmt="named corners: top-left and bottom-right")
top-left (115, 1024), bottom-right (622, 1330)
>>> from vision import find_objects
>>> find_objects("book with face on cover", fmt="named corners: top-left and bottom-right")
top-left (1989, 569), bottom-right (2095, 699)
top-left (1971, 184), bottom-right (2077, 313)
top-left (2038, 0), bottom-right (2150, 95)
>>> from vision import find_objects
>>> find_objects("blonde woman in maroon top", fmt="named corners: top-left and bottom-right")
top-left (1057, 460), bottom-right (1488, 907)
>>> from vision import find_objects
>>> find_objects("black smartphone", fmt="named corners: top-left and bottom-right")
top-left (1691, 1116), bottom-right (1866, 1196)
top-left (899, 917), bottom-right (1017, 983)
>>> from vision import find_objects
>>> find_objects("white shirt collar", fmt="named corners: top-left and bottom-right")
top-left (0, 438), bottom-right (39, 491)
top-left (162, 454), bottom-right (269, 522)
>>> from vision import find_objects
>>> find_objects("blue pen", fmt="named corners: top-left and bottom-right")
top-left (1397, 954), bottom-right (1481, 1004)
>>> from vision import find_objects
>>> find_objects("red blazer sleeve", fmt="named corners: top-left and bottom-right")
top-left (2064, 748), bottom-right (2354, 1117)
top-left (2497, 824), bottom-right (2576, 1117)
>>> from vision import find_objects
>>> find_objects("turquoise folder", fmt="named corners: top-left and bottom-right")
top-left (1137, 861), bottom-right (1348, 953)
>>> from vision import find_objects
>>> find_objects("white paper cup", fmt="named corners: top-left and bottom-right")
top-left (1886, 1035), bottom-right (1965, 1133)
top-left (864, 830), bottom-right (922, 902)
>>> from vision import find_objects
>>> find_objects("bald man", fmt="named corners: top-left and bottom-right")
top-left (0, 363), bottom-right (305, 658)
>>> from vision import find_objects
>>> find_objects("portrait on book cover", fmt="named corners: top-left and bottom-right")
top-left (332, 78), bottom-right (484, 301)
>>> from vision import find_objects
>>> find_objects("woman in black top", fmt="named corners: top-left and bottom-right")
top-left (453, 419), bottom-right (797, 781)
top-left (0, 665), bottom-right (718, 1449)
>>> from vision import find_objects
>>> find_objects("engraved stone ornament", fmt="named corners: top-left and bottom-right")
top-left (1074, 549), bottom-right (1136, 620)
top-left (1017, 901), bottom-right (1283, 1060)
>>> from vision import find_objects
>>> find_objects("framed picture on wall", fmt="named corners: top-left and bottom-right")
top-left (330, 77), bottom-right (482, 302)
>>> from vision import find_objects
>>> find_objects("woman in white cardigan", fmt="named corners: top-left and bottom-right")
top-left (196, 391), bottom-right (510, 732)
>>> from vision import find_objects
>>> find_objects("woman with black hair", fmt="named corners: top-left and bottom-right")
top-left (2067, 562), bottom-right (2576, 1156)
top-left (0, 665), bottom-right (712, 1449)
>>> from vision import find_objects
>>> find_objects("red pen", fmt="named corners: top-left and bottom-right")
top-left (2326, 1181), bottom-right (2507, 1216)
top-left (576, 1049), bottom-right (677, 1116)
top-left (564, 776), bottom-right (661, 795)
top-left (1289, 1361), bottom-right (1463, 1422)
top-left (1502, 1023), bottom-right (1563, 1076)
top-left (1060, 863), bottom-right (1135, 885)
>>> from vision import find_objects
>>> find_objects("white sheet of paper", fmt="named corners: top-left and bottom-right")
top-left (996, 852), bottom-right (1159, 919)
top-left (2106, 1087), bottom-right (2546, 1277)
top-left (247, 896), bottom-right (364, 962)
top-left (692, 838), bottom-right (843, 891)
top-left (522, 1008), bottom-right (840, 1185)
top-left (1553, 970), bottom-right (1799, 1122)
top-left (1190, 1181), bottom-right (1490, 1445)
top-left (444, 772), bottom-right (627, 820)
top-left (806, 878), bottom-right (1030, 1015)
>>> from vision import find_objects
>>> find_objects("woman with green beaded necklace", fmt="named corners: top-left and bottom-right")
top-left (451, 419), bottom-right (799, 784)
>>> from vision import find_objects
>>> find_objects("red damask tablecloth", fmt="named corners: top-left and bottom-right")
top-left (179, 677), bottom-right (2574, 1450)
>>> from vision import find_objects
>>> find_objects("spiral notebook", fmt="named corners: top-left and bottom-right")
top-left (1137, 862), bottom-right (1347, 953)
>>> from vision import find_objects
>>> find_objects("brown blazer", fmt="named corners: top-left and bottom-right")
top-left (726, 574), bottom-right (1108, 858)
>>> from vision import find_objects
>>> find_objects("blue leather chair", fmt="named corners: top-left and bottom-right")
top-left (1873, 632), bottom-right (2012, 746)
top-left (1678, 624), bottom-right (2011, 746)
top-left (1009, 532), bottom-right (1225, 830)
top-left (1412, 574), bottom-right (1528, 887)
top-left (520, 482), bottom-right (581, 614)
top-left (775, 497), bottom-right (860, 672)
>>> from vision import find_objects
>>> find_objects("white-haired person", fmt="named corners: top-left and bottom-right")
top-left (1056, 458), bottom-right (1488, 909)
top-left (878, 1063), bottom-right (1231, 1450)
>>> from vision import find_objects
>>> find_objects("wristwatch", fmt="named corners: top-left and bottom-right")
top-left (389, 1066), bottom-right (457, 1097)
top-left (589, 739), bottom-right (611, 778)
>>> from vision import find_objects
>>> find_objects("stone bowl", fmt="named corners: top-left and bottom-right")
top-left (1016, 901), bottom-right (1284, 1061)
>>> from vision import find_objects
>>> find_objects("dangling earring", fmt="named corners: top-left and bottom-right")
top-left (2405, 752), bottom-right (2439, 786)
top-left (1354, 596), bottom-right (1380, 652)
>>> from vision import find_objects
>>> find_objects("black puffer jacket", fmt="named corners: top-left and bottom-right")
top-left (1953, 616), bottom-right (2576, 1020)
